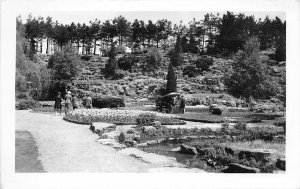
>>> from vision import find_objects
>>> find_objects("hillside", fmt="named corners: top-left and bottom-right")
top-left (64, 49), bottom-right (285, 111)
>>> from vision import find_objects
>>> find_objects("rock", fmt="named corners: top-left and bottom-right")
top-left (225, 147), bottom-right (277, 162)
top-left (124, 140), bottom-right (137, 147)
top-left (179, 144), bottom-right (198, 155)
top-left (222, 163), bottom-right (260, 173)
top-left (142, 126), bottom-right (157, 133)
top-left (276, 158), bottom-right (285, 170)
top-left (196, 147), bottom-right (215, 155)
top-left (170, 147), bottom-right (181, 152)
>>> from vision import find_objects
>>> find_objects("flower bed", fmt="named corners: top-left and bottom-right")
top-left (64, 109), bottom-right (185, 125)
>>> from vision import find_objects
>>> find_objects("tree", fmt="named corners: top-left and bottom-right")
top-left (224, 37), bottom-right (279, 99)
top-left (155, 19), bottom-right (172, 48)
top-left (48, 45), bottom-right (82, 81)
top-left (170, 35), bottom-right (183, 67)
top-left (16, 17), bottom-right (50, 100)
top-left (166, 63), bottom-right (177, 94)
top-left (113, 15), bottom-right (131, 45)
top-left (146, 20), bottom-right (157, 46)
top-left (103, 43), bottom-right (118, 78)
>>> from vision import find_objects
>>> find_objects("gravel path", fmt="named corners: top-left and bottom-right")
top-left (15, 110), bottom-right (153, 172)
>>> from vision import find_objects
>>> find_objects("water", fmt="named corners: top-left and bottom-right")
top-left (142, 143), bottom-right (218, 172)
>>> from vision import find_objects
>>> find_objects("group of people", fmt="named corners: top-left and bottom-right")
top-left (54, 91), bottom-right (93, 116)
top-left (171, 95), bottom-right (186, 114)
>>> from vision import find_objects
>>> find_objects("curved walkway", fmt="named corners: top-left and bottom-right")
top-left (16, 110), bottom-right (153, 172)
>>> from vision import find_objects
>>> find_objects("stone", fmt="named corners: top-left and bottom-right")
top-left (142, 126), bottom-right (157, 133)
top-left (222, 163), bottom-right (260, 173)
top-left (179, 144), bottom-right (198, 155)
top-left (225, 147), bottom-right (277, 162)
top-left (124, 140), bottom-right (137, 147)
top-left (276, 158), bottom-right (286, 170)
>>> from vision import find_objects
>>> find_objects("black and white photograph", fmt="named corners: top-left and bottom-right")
top-left (1, 0), bottom-right (300, 189)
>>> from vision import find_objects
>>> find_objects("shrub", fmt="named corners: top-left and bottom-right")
top-left (115, 45), bottom-right (126, 54)
top-left (221, 121), bottom-right (230, 132)
top-left (17, 99), bottom-right (40, 110)
top-left (92, 96), bottom-right (125, 109)
top-left (136, 113), bottom-right (156, 126)
top-left (233, 121), bottom-right (247, 131)
top-left (81, 55), bottom-right (92, 61)
top-left (183, 66), bottom-right (198, 77)
top-left (146, 47), bottom-right (163, 69)
top-left (194, 56), bottom-right (214, 72)
top-left (112, 69), bottom-right (127, 80)
top-left (211, 107), bottom-right (222, 115)
top-left (118, 55), bottom-right (137, 71)
top-left (118, 132), bottom-right (126, 143)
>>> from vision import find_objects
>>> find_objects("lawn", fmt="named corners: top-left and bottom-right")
top-left (180, 111), bottom-right (284, 123)
top-left (15, 131), bottom-right (45, 172)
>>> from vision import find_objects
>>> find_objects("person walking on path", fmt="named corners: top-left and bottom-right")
top-left (64, 91), bottom-right (72, 114)
top-left (54, 92), bottom-right (63, 116)
top-left (84, 93), bottom-right (93, 109)
top-left (180, 95), bottom-right (186, 114)
top-left (71, 94), bottom-right (79, 111)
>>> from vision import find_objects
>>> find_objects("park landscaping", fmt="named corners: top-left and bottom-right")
top-left (16, 11), bottom-right (286, 173)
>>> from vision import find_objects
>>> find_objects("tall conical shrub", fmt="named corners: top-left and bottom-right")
top-left (166, 63), bottom-right (177, 94)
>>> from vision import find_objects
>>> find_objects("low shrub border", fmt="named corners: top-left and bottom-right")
top-left (63, 109), bottom-right (185, 125)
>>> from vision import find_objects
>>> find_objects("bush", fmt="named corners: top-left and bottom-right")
top-left (136, 113), bottom-right (156, 126)
top-left (221, 121), bottom-right (230, 132)
top-left (183, 66), bottom-right (198, 77)
top-left (81, 55), bottom-right (92, 61)
top-left (194, 56), bottom-right (214, 72)
top-left (146, 47), bottom-right (163, 69)
top-left (112, 69), bottom-right (127, 80)
top-left (17, 99), bottom-right (40, 110)
top-left (118, 55), bottom-right (137, 71)
top-left (118, 132), bottom-right (126, 143)
top-left (115, 45), bottom-right (126, 54)
top-left (233, 121), bottom-right (247, 131)
top-left (92, 96), bottom-right (125, 109)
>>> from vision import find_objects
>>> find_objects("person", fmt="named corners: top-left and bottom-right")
top-left (84, 93), bottom-right (93, 109)
top-left (71, 93), bottom-right (79, 111)
top-left (180, 95), bottom-right (186, 114)
top-left (175, 96), bottom-right (181, 113)
top-left (54, 92), bottom-right (63, 116)
top-left (64, 91), bottom-right (72, 114)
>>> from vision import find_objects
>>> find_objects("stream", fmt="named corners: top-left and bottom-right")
top-left (141, 143), bottom-right (218, 172)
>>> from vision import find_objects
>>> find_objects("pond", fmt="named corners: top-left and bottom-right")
top-left (141, 143), bottom-right (218, 172)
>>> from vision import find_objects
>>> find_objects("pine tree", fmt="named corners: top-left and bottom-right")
top-left (170, 35), bottom-right (183, 67)
top-left (104, 43), bottom-right (118, 78)
top-left (166, 63), bottom-right (177, 94)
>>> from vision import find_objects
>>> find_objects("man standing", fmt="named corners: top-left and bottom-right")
top-left (84, 93), bottom-right (93, 109)
top-left (64, 91), bottom-right (72, 114)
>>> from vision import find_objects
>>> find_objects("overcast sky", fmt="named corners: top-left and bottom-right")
top-left (18, 11), bottom-right (285, 25)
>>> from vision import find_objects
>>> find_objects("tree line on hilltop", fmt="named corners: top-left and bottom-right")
top-left (18, 12), bottom-right (285, 61)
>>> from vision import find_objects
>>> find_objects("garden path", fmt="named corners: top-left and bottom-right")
top-left (15, 110), bottom-right (153, 172)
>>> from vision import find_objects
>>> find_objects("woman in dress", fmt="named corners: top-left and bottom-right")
top-left (54, 92), bottom-right (63, 116)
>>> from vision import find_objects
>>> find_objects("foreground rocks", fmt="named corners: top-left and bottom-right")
top-left (222, 163), bottom-right (260, 173)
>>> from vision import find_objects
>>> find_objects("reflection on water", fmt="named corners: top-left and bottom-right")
top-left (142, 143), bottom-right (217, 172)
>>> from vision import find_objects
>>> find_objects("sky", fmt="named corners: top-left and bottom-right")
top-left (18, 11), bottom-right (286, 25)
